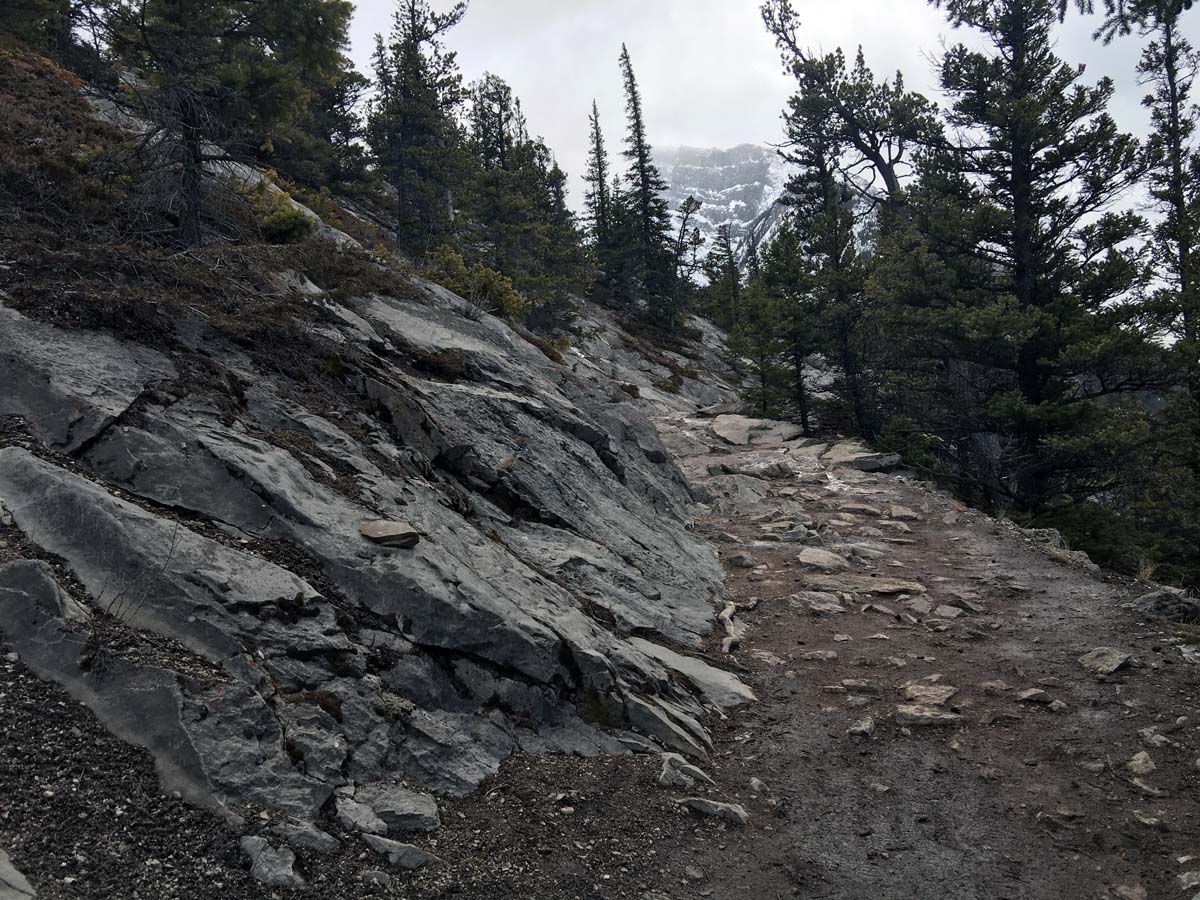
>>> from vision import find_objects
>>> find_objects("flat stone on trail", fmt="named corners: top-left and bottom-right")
top-left (679, 797), bottom-right (749, 826)
top-left (362, 834), bottom-right (444, 869)
top-left (839, 502), bottom-right (882, 517)
top-left (933, 604), bottom-right (964, 619)
top-left (792, 591), bottom-right (846, 615)
top-left (802, 574), bottom-right (928, 595)
top-left (902, 681), bottom-right (958, 706)
top-left (1018, 688), bottom-right (1053, 705)
top-left (359, 519), bottom-right (421, 548)
top-left (796, 547), bottom-right (851, 572)
top-left (1078, 647), bottom-right (1132, 676)
top-left (896, 705), bottom-right (962, 727)
top-left (799, 650), bottom-right (838, 661)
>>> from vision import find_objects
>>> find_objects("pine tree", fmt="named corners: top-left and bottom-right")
top-left (0, 0), bottom-right (74, 55)
top-left (762, 1), bottom-right (937, 210)
top-left (457, 73), bottom-right (583, 327)
top-left (726, 278), bottom-right (787, 415)
top-left (583, 101), bottom-right (612, 245)
top-left (367, 0), bottom-right (468, 254)
top-left (90, 0), bottom-right (353, 245)
top-left (920, 0), bottom-right (1155, 508)
top-left (617, 43), bottom-right (676, 324)
top-left (702, 225), bottom-right (741, 330)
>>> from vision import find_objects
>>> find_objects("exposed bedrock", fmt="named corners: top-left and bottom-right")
top-left (0, 285), bottom-right (748, 827)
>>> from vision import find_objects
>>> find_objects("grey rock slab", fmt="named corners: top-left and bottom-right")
top-left (354, 783), bottom-right (440, 833)
top-left (710, 415), bottom-right (803, 446)
top-left (0, 305), bottom-right (175, 452)
top-left (1078, 647), bottom-right (1133, 676)
top-left (679, 798), bottom-right (749, 826)
top-left (627, 637), bottom-right (756, 710)
top-left (239, 837), bottom-right (305, 888)
top-left (623, 693), bottom-right (711, 760)
top-left (0, 560), bottom-right (329, 818)
top-left (821, 441), bottom-right (902, 472)
top-left (0, 848), bottom-right (35, 899)
top-left (362, 834), bottom-right (443, 869)
top-left (0, 448), bottom-right (340, 664)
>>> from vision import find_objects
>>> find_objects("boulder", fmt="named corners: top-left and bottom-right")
top-left (1131, 590), bottom-right (1200, 624)
top-left (796, 548), bottom-right (851, 573)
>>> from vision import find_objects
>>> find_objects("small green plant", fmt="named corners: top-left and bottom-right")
top-left (425, 245), bottom-right (529, 321)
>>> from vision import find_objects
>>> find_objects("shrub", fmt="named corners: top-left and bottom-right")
top-left (425, 244), bottom-right (529, 321)
top-left (256, 188), bottom-right (315, 244)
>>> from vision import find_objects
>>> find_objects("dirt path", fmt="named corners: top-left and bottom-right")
top-left (650, 413), bottom-right (1200, 900)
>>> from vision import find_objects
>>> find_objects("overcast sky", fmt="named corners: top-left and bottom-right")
top-left (347, 0), bottom-right (1168, 207)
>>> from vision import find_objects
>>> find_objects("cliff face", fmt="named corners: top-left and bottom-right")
top-left (0, 254), bottom-right (746, 832)
top-left (656, 143), bottom-right (789, 260)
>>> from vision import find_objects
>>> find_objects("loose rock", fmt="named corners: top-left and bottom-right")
top-left (679, 798), bottom-right (749, 826)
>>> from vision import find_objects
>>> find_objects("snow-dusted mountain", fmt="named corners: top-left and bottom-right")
top-left (657, 143), bottom-right (791, 262)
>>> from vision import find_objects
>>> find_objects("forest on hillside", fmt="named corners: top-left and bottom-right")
top-left (1, 0), bottom-right (1198, 587)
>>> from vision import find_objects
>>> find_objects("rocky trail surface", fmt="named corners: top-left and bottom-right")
top-left (639, 413), bottom-right (1200, 900)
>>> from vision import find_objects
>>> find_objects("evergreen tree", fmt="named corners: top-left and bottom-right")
top-left (923, 0), bottom-right (1153, 508)
top-left (0, 0), bottom-right (75, 55)
top-left (367, 0), bottom-right (468, 254)
top-left (726, 278), bottom-right (787, 415)
top-left (1126, 4), bottom-right (1199, 402)
top-left (88, 0), bottom-right (353, 245)
top-left (458, 73), bottom-right (583, 326)
top-left (762, 0), bottom-right (937, 210)
top-left (617, 44), bottom-right (676, 324)
top-left (583, 101), bottom-right (613, 245)
top-left (702, 225), bottom-right (741, 330)
top-left (269, 55), bottom-right (372, 192)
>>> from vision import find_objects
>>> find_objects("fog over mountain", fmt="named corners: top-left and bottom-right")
top-left (657, 144), bottom-right (791, 261)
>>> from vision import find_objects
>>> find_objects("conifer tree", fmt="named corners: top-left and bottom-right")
top-left (89, 0), bottom-right (353, 245)
top-left (703, 225), bottom-right (742, 330)
top-left (368, 0), bottom-right (468, 254)
top-left (924, 0), bottom-right (1153, 506)
top-left (583, 101), bottom-right (613, 246)
top-left (617, 43), bottom-right (676, 324)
